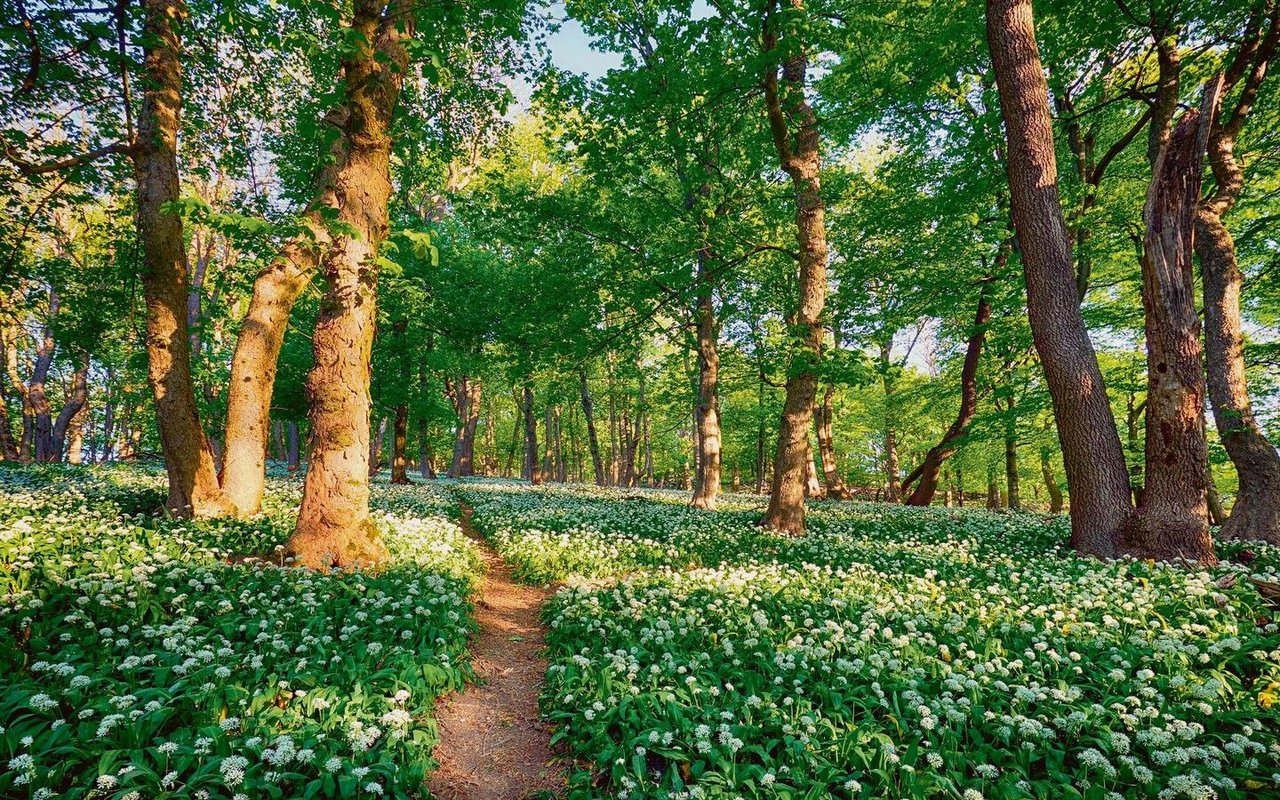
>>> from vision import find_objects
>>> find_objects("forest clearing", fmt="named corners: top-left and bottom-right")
top-left (3, 0), bottom-right (1280, 797)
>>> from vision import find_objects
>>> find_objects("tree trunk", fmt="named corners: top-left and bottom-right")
top-left (448, 375), bottom-right (481, 477)
top-left (759, 0), bottom-right (827, 534)
top-left (133, 0), bottom-right (234, 516)
top-left (986, 0), bottom-right (1132, 556)
top-left (1120, 85), bottom-right (1219, 566)
top-left (99, 396), bottom-right (116, 463)
top-left (0, 380), bottom-right (17, 461)
top-left (271, 419), bottom-right (287, 463)
top-left (804, 451), bottom-right (823, 499)
top-left (418, 417), bottom-right (435, 479)
top-left (222, 253), bottom-right (319, 512)
top-left (579, 370), bottom-right (605, 485)
top-left (29, 293), bottom-right (58, 462)
top-left (286, 421), bottom-right (300, 472)
top-left (879, 340), bottom-right (901, 502)
top-left (1004, 408), bottom-right (1020, 510)
top-left (66, 404), bottom-right (87, 465)
top-left (521, 381), bottom-right (541, 485)
top-left (369, 416), bottom-right (388, 477)
top-left (903, 290), bottom-right (991, 505)
top-left (555, 406), bottom-right (567, 482)
top-left (755, 367), bottom-right (767, 494)
top-left (815, 384), bottom-right (851, 499)
top-left (1040, 417), bottom-right (1064, 513)
top-left (1206, 462), bottom-right (1227, 527)
top-left (288, 0), bottom-right (413, 569)
top-left (690, 254), bottom-right (722, 509)
top-left (51, 354), bottom-right (90, 459)
top-left (542, 404), bottom-right (555, 480)
top-left (1195, 17), bottom-right (1280, 544)
top-left (391, 404), bottom-right (409, 484)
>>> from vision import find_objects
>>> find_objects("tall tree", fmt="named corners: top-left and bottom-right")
top-left (1121, 83), bottom-right (1220, 565)
top-left (133, 0), bottom-right (235, 516)
top-left (986, 0), bottom-right (1132, 556)
top-left (758, 0), bottom-right (828, 534)
top-left (1196, 5), bottom-right (1280, 544)
top-left (287, 0), bottom-right (414, 569)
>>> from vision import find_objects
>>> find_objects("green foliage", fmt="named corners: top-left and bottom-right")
top-left (462, 481), bottom-right (1280, 800)
top-left (0, 465), bottom-right (481, 800)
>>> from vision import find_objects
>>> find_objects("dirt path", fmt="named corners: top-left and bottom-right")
top-left (427, 505), bottom-right (564, 800)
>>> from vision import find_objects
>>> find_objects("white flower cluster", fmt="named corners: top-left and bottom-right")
top-left (462, 481), bottom-right (1280, 799)
top-left (1, 468), bottom-right (482, 799)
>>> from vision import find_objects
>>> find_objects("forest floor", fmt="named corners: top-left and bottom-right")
top-left (426, 504), bottom-right (565, 800)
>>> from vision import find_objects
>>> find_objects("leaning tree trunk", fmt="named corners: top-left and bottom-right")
top-left (391, 404), bottom-right (409, 484)
top-left (220, 0), bottom-right (418, 515)
top-left (904, 290), bottom-right (991, 505)
top-left (579, 370), bottom-right (606, 485)
top-left (759, 0), bottom-right (827, 535)
top-left (1120, 84), bottom-right (1220, 566)
top-left (1195, 14), bottom-right (1280, 544)
top-left (133, 0), bottom-right (234, 517)
top-left (690, 255), bottom-right (722, 509)
top-left (51, 355), bottom-right (90, 459)
top-left (815, 384), bottom-right (851, 499)
top-left (221, 222), bottom-right (325, 512)
top-left (288, 0), bottom-right (413, 569)
top-left (65, 405), bottom-right (87, 465)
top-left (1040, 417), bottom-right (1064, 513)
top-left (986, 0), bottom-right (1132, 556)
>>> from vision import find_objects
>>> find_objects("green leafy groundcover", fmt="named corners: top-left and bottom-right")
top-left (457, 482), bottom-right (1280, 800)
top-left (1, 465), bottom-right (482, 800)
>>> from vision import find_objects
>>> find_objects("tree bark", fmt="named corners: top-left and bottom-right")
top-left (986, 0), bottom-right (1132, 556)
top-left (51, 354), bottom-right (89, 459)
top-left (690, 253), bottom-right (722, 508)
top-left (288, 0), bottom-right (413, 569)
top-left (815, 383), bottom-right (851, 499)
top-left (286, 420), bottom-right (300, 472)
top-left (391, 404), bottom-right (409, 484)
top-left (1004, 402), bottom-right (1021, 510)
top-left (65, 404), bottom-right (87, 465)
top-left (759, 0), bottom-right (827, 534)
top-left (448, 374), bottom-right (481, 477)
top-left (369, 415), bottom-right (388, 477)
top-left (521, 381), bottom-right (541, 484)
top-left (880, 339), bottom-right (901, 502)
top-left (220, 0), bottom-right (417, 515)
top-left (28, 292), bottom-right (58, 462)
top-left (1196, 13), bottom-right (1280, 544)
top-left (133, 0), bottom-right (234, 516)
top-left (1120, 84), bottom-right (1220, 565)
top-left (418, 417), bottom-right (435, 479)
top-left (579, 370), bottom-right (606, 485)
top-left (903, 290), bottom-right (991, 505)
top-left (0, 379), bottom-right (17, 461)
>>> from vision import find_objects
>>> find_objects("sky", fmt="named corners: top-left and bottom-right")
top-left (546, 16), bottom-right (622, 77)
top-left (508, 6), bottom-right (621, 108)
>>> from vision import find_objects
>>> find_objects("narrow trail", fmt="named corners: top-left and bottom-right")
top-left (427, 504), bottom-right (564, 800)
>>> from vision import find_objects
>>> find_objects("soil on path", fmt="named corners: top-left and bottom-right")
top-left (427, 505), bottom-right (564, 800)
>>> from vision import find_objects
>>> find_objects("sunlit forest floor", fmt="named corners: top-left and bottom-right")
top-left (4, 465), bottom-right (1280, 799)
